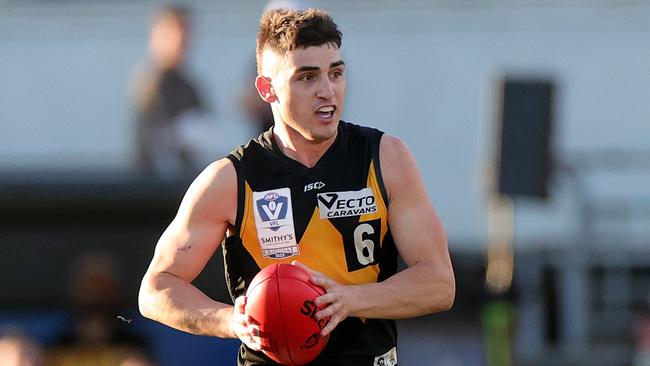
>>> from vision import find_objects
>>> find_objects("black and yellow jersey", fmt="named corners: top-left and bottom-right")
top-left (225, 121), bottom-right (398, 366)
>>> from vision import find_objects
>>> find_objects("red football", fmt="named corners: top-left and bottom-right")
top-left (245, 263), bottom-right (330, 366)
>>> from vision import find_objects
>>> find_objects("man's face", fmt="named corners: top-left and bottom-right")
top-left (262, 43), bottom-right (346, 143)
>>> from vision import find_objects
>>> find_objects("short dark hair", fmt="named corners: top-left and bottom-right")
top-left (256, 8), bottom-right (342, 74)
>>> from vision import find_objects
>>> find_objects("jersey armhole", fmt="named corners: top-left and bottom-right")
top-left (373, 132), bottom-right (390, 207)
top-left (226, 154), bottom-right (245, 232)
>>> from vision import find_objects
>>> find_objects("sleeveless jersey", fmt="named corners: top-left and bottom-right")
top-left (225, 121), bottom-right (399, 366)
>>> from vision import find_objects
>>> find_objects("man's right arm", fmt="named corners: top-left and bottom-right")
top-left (138, 158), bottom-right (238, 338)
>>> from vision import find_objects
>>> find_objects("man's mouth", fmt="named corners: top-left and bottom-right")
top-left (316, 105), bottom-right (336, 119)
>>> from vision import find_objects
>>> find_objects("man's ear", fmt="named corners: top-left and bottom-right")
top-left (255, 75), bottom-right (277, 103)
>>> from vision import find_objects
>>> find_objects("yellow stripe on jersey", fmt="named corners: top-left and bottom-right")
top-left (364, 159), bottom-right (389, 243)
top-left (240, 182), bottom-right (264, 266)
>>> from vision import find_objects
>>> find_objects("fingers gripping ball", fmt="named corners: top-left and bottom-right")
top-left (245, 263), bottom-right (330, 366)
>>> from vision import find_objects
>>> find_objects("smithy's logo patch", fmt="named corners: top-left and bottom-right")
top-left (317, 188), bottom-right (377, 218)
top-left (252, 188), bottom-right (299, 259)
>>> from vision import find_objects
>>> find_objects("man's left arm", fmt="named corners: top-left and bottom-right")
top-left (304, 134), bottom-right (455, 336)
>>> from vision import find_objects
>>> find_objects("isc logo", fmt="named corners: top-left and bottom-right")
top-left (304, 181), bottom-right (326, 192)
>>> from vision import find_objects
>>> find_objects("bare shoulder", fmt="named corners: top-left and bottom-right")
top-left (378, 134), bottom-right (421, 200)
top-left (379, 134), bottom-right (415, 171)
top-left (197, 158), bottom-right (237, 188)
top-left (177, 158), bottom-right (238, 226)
top-left (379, 133), bottom-right (408, 154)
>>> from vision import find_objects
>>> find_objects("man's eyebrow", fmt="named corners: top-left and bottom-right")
top-left (294, 60), bottom-right (346, 73)
top-left (295, 65), bottom-right (320, 73)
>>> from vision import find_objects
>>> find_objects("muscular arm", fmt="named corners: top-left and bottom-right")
top-left (310, 135), bottom-right (455, 333)
top-left (138, 158), bottom-right (238, 338)
top-left (352, 135), bottom-right (455, 318)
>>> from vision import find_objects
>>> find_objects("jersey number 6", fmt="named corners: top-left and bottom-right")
top-left (344, 219), bottom-right (381, 271)
top-left (354, 223), bottom-right (375, 265)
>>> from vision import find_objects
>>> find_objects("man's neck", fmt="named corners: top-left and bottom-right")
top-left (272, 124), bottom-right (338, 168)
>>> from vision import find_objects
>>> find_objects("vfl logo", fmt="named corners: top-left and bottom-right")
top-left (256, 192), bottom-right (288, 231)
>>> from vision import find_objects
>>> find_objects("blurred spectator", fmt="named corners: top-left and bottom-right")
top-left (0, 329), bottom-right (44, 366)
top-left (46, 252), bottom-right (151, 366)
top-left (131, 5), bottom-right (213, 180)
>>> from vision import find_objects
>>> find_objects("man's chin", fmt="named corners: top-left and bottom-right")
top-left (307, 125), bottom-right (338, 143)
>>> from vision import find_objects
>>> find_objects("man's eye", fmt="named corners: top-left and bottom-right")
top-left (299, 74), bottom-right (314, 81)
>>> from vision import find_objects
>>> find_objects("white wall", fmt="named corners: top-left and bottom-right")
top-left (1, 0), bottom-right (649, 247)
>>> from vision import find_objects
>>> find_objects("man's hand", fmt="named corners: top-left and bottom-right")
top-left (231, 296), bottom-right (266, 351)
top-left (292, 261), bottom-right (358, 337)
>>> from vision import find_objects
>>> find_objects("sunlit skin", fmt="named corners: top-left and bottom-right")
top-left (256, 43), bottom-right (346, 168)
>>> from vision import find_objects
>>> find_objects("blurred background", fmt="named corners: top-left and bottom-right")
top-left (1, 0), bottom-right (649, 365)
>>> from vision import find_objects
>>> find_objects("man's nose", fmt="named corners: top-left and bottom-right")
top-left (316, 77), bottom-right (334, 99)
